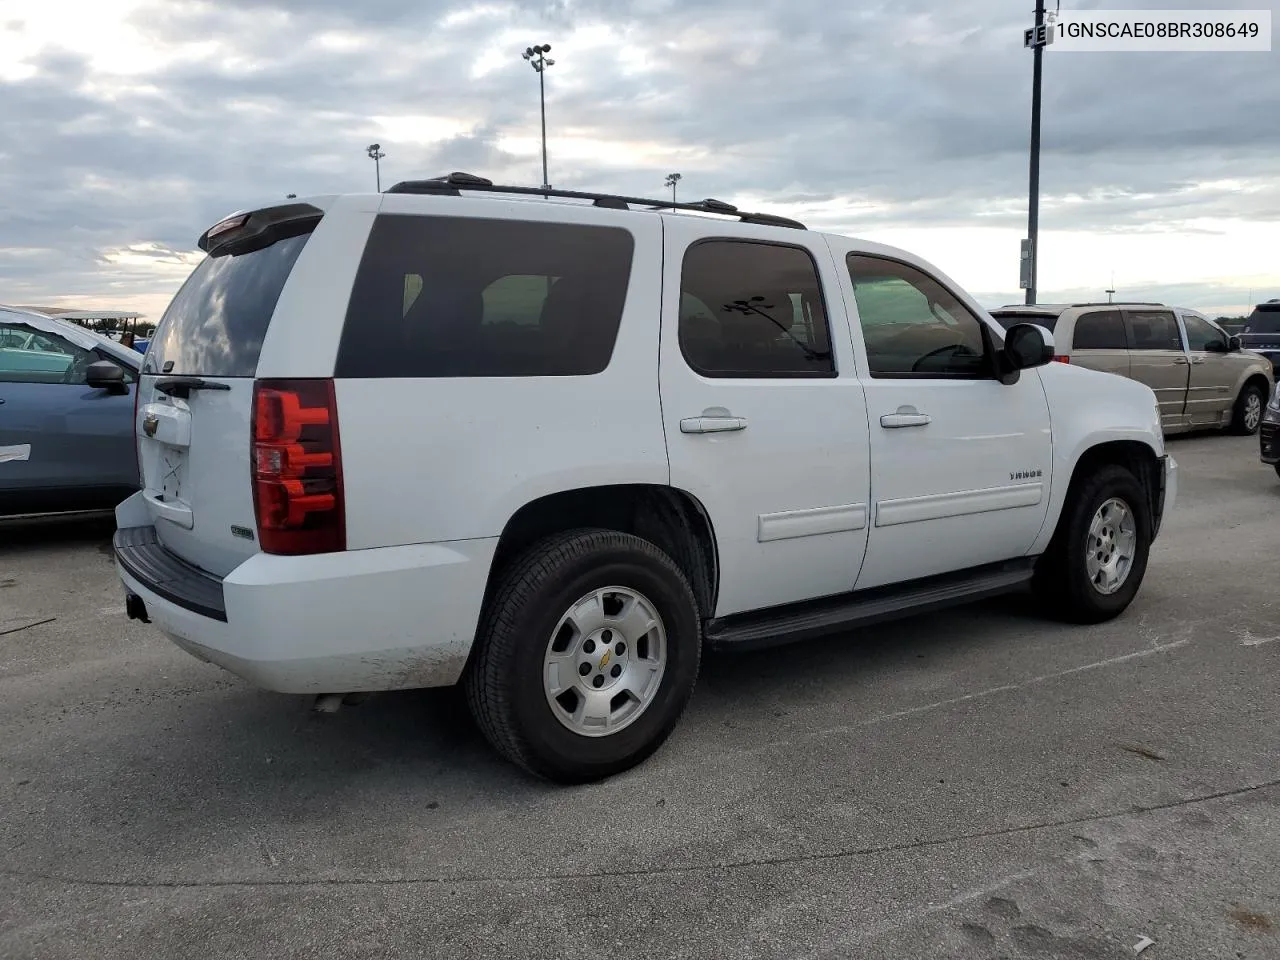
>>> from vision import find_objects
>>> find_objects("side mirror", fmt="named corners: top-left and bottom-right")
top-left (998, 323), bottom-right (1054, 384)
top-left (1228, 335), bottom-right (1242, 352)
top-left (86, 360), bottom-right (128, 393)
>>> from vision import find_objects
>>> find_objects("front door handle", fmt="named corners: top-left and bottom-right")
top-left (1190, 357), bottom-right (1206, 365)
top-left (880, 405), bottom-right (931, 429)
top-left (1172, 357), bottom-right (1189, 365)
top-left (680, 415), bottom-right (747, 434)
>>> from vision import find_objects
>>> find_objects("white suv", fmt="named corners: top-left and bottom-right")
top-left (114, 174), bottom-right (1176, 782)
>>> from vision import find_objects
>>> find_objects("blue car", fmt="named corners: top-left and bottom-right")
top-left (0, 306), bottom-right (141, 516)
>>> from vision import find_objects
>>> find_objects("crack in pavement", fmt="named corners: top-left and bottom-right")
top-left (3, 776), bottom-right (1276, 892)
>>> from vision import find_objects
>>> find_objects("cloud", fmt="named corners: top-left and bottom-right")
top-left (0, 0), bottom-right (1277, 321)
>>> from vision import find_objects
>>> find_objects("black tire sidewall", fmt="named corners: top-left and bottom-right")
top-left (1234, 384), bottom-right (1265, 434)
top-left (500, 539), bottom-right (700, 780)
top-left (1062, 466), bottom-right (1151, 617)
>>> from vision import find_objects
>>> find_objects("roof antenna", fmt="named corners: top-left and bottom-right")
top-left (1105, 271), bottom-right (1115, 304)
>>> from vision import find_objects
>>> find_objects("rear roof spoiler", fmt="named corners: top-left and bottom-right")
top-left (198, 202), bottom-right (325, 257)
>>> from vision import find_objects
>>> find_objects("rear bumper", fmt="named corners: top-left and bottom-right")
top-left (1261, 422), bottom-right (1279, 465)
top-left (113, 514), bottom-right (498, 694)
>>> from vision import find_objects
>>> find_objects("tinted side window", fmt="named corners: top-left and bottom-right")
top-left (337, 216), bottom-right (634, 378)
top-left (678, 240), bottom-right (834, 378)
top-left (146, 231), bottom-right (312, 377)
top-left (0, 323), bottom-right (95, 384)
top-left (1071, 311), bottom-right (1126, 350)
top-left (1183, 315), bottom-right (1226, 351)
top-left (846, 255), bottom-right (988, 378)
top-left (1125, 310), bottom-right (1183, 351)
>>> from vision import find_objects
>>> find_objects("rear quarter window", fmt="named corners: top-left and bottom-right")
top-left (145, 231), bottom-right (312, 377)
top-left (335, 215), bottom-right (635, 378)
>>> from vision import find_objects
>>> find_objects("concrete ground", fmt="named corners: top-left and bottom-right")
top-left (1, 433), bottom-right (1278, 960)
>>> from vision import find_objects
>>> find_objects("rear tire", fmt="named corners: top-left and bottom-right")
top-left (465, 529), bottom-right (701, 783)
top-left (1229, 382), bottom-right (1266, 435)
top-left (1033, 465), bottom-right (1152, 624)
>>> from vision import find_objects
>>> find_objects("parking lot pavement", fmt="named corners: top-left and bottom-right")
top-left (1, 434), bottom-right (1277, 960)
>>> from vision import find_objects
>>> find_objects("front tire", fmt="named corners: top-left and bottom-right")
top-left (1229, 382), bottom-right (1266, 435)
top-left (1033, 465), bottom-right (1152, 624)
top-left (465, 529), bottom-right (701, 783)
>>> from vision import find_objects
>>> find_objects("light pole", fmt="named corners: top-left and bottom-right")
top-left (664, 173), bottom-right (682, 204)
top-left (522, 44), bottom-right (556, 190)
top-left (1021, 0), bottom-right (1052, 305)
top-left (366, 143), bottom-right (385, 192)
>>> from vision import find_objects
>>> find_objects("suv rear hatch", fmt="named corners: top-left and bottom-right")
top-left (136, 204), bottom-right (325, 577)
top-left (1240, 302), bottom-right (1280, 354)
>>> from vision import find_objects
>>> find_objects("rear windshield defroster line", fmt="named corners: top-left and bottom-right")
top-left (144, 230), bottom-right (313, 378)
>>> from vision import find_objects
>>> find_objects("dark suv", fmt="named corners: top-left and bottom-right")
top-left (1239, 300), bottom-right (1280, 376)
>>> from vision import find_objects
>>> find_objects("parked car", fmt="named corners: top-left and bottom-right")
top-left (1261, 382), bottom-right (1280, 480)
top-left (1238, 299), bottom-right (1280, 376)
top-left (0, 306), bottom-right (141, 516)
top-left (990, 303), bottom-right (1274, 436)
top-left (113, 177), bottom-right (1175, 782)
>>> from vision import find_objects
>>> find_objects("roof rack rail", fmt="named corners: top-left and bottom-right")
top-left (384, 172), bottom-right (807, 230)
top-left (1069, 301), bottom-right (1164, 307)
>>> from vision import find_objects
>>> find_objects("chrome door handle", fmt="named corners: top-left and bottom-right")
top-left (880, 406), bottom-right (931, 429)
top-left (1172, 357), bottom-right (1189, 365)
top-left (680, 416), bottom-right (747, 434)
top-left (1190, 357), bottom-right (1206, 364)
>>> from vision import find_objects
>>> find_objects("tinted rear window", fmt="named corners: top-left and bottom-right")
top-left (334, 215), bottom-right (635, 378)
top-left (1243, 307), bottom-right (1280, 334)
top-left (144, 232), bottom-right (310, 377)
top-left (991, 312), bottom-right (1058, 331)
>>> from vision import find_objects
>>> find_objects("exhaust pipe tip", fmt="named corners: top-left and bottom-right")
top-left (125, 593), bottom-right (150, 623)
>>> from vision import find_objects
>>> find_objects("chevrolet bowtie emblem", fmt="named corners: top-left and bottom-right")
top-left (143, 413), bottom-right (159, 437)
top-left (599, 650), bottom-right (611, 669)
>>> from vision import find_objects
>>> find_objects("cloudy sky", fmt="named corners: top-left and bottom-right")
top-left (1, 0), bottom-right (1277, 322)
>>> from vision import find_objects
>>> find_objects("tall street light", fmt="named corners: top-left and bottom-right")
top-left (366, 143), bottom-right (386, 192)
top-left (1021, 0), bottom-right (1052, 305)
top-left (522, 44), bottom-right (556, 190)
top-left (664, 173), bottom-right (682, 204)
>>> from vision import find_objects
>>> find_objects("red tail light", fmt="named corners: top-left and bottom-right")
top-left (1053, 355), bottom-right (1070, 363)
top-left (251, 378), bottom-right (345, 555)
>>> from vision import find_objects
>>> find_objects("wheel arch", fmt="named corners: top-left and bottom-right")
top-left (477, 483), bottom-right (720, 628)
top-left (1033, 437), bottom-right (1163, 555)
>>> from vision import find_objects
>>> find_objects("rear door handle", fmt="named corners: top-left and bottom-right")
top-left (680, 416), bottom-right (747, 434)
top-left (1190, 357), bottom-right (1206, 365)
top-left (1172, 357), bottom-right (1189, 365)
top-left (880, 406), bottom-right (931, 429)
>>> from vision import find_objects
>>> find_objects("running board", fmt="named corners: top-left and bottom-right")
top-left (703, 558), bottom-right (1037, 651)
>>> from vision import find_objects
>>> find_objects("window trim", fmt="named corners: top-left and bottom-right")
top-left (677, 237), bottom-right (839, 381)
top-left (1181, 313), bottom-right (1228, 353)
top-left (844, 252), bottom-right (997, 381)
top-left (1070, 309), bottom-right (1130, 352)
top-left (1121, 308), bottom-right (1184, 353)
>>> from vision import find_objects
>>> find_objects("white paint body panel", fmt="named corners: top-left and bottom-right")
top-left (337, 198), bottom-right (668, 547)
top-left (824, 237), bottom-right (1054, 590)
top-left (117, 492), bottom-right (495, 693)
top-left (658, 216), bottom-right (872, 617)
top-left (1028, 360), bottom-right (1166, 555)
top-left (114, 191), bottom-right (1172, 694)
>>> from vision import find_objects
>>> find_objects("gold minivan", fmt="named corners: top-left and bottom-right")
top-left (991, 302), bottom-right (1275, 435)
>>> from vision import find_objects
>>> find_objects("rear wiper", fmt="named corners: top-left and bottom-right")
top-left (153, 376), bottom-right (232, 399)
